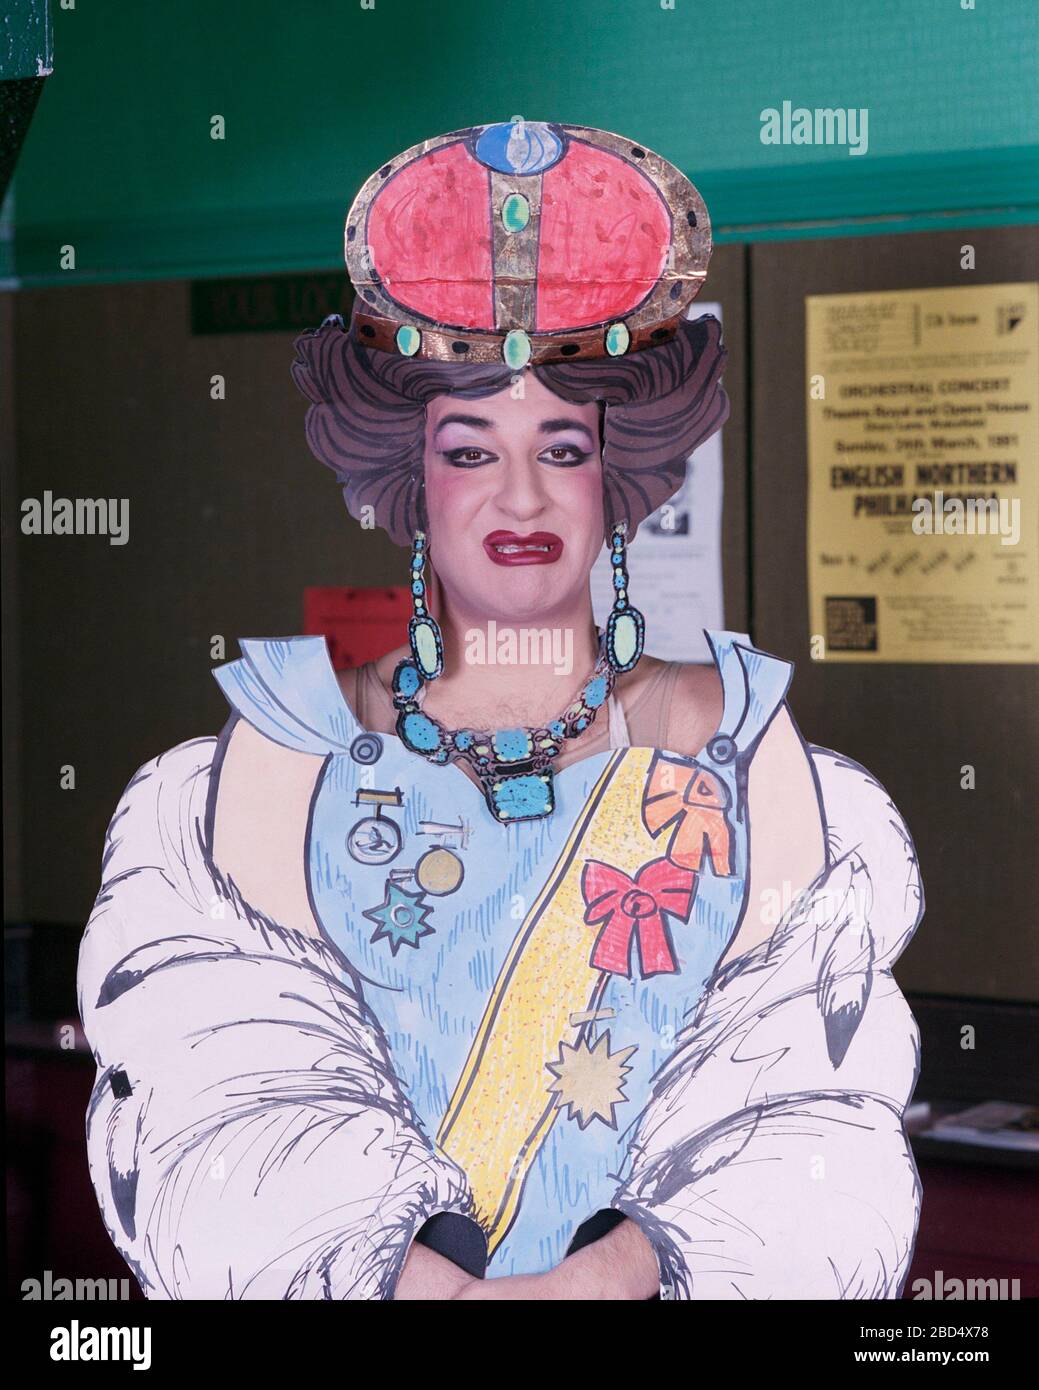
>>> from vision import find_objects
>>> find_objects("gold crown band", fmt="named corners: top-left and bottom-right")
top-left (351, 308), bottom-right (689, 366)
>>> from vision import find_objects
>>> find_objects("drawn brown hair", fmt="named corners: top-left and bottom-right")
top-left (291, 310), bottom-right (729, 547)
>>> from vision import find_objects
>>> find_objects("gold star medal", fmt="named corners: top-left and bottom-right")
top-left (545, 1031), bottom-right (638, 1130)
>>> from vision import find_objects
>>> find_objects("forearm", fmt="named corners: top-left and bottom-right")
top-left (451, 1218), bottom-right (659, 1301)
top-left (545, 1217), bottom-right (659, 1300)
top-left (395, 1241), bottom-right (475, 1300)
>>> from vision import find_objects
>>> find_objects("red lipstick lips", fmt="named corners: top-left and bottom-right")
top-left (482, 530), bottom-right (564, 566)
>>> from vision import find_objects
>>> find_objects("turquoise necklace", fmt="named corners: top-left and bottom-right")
top-left (392, 524), bottom-right (644, 825)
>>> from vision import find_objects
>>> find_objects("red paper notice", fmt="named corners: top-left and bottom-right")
top-left (303, 586), bottom-right (411, 671)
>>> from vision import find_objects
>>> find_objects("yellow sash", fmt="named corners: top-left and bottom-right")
top-left (436, 747), bottom-right (661, 1253)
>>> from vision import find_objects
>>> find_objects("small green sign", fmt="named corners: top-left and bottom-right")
top-left (191, 272), bottom-right (355, 335)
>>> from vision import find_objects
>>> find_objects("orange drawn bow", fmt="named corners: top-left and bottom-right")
top-left (642, 757), bottom-right (735, 874)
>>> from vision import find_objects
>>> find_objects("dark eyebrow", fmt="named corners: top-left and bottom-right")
top-left (539, 417), bottom-right (594, 440)
top-left (434, 413), bottom-right (493, 434)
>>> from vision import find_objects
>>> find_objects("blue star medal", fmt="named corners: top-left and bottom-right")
top-left (363, 881), bottom-right (435, 955)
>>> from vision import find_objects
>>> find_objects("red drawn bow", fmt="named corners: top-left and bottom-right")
top-left (581, 857), bottom-right (697, 978)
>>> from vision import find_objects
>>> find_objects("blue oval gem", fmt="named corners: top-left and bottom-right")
top-left (396, 325), bottom-right (421, 357)
top-left (401, 711), bottom-right (441, 753)
top-left (474, 121), bottom-right (565, 175)
top-left (605, 322), bottom-right (631, 357)
top-left (393, 662), bottom-right (421, 698)
top-left (583, 675), bottom-right (608, 708)
top-left (493, 728), bottom-right (531, 762)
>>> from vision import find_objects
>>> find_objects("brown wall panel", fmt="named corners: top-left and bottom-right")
top-left (701, 244), bottom-right (748, 633)
top-left (750, 227), bottom-right (1039, 1003)
top-left (10, 279), bottom-right (398, 925)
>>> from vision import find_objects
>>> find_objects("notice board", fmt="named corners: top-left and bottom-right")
top-left (805, 282), bottom-right (1039, 663)
top-left (751, 225), bottom-right (1039, 1003)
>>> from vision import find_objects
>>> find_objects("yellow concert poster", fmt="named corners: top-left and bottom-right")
top-left (806, 282), bottom-right (1039, 662)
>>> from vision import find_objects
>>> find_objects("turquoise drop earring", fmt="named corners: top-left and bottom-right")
top-left (604, 521), bottom-right (644, 672)
top-left (408, 531), bottom-right (444, 680)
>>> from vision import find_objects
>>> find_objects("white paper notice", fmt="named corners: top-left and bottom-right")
top-left (591, 303), bottom-right (726, 662)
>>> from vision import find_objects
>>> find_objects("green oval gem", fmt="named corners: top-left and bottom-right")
top-left (396, 324), bottom-right (421, 356)
top-left (412, 618), bottom-right (440, 677)
top-left (610, 612), bottom-right (639, 667)
top-left (605, 321), bottom-right (631, 356)
top-left (503, 328), bottom-right (532, 369)
top-left (501, 193), bottom-right (530, 233)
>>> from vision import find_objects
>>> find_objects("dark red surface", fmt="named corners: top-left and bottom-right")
top-left (303, 584), bottom-right (411, 672)
top-left (903, 1159), bottom-right (1039, 1298)
top-left (7, 1049), bottom-right (142, 1299)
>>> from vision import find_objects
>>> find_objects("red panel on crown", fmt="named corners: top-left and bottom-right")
top-left (367, 142), bottom-right (495, 329)
top-left (536, 141), bottom-right (671, 331)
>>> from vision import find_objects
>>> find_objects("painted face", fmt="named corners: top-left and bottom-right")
top-left (423, 375), bottom-right (604, 626)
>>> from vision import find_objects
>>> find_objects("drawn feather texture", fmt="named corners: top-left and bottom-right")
top-left (77, 731), bottom-right (923, 1298)
top-left (612, 748), bottom-right (923, 1299)
top-left (814, 854), bottom-right (877, 1068)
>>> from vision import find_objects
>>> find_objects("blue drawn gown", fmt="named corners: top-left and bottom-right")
top-left (214, 628), bottom-right (793, 1277)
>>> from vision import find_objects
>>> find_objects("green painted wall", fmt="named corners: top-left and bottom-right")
top-left (1, 0), bottom-right (53, 81)
top-left (6, 0), bottom-right (1039, 284)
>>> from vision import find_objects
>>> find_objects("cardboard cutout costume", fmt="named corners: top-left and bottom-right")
top-left (78, 122), bottom-right (924, 1298)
